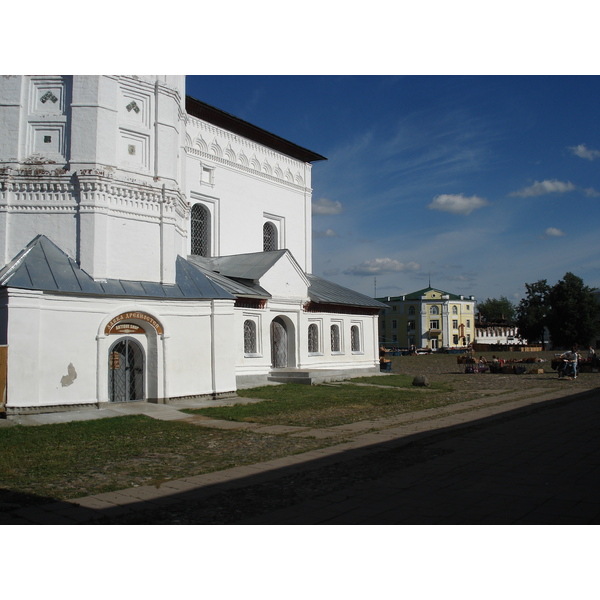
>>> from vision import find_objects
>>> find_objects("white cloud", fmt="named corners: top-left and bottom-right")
top-left (313, 228), bottom-right (339, 238)
top-left (569, 143), bottom-right (600, 161)
top-left (344, 258), bottom-right (420, 276)
top-left (510, 179), bottom-right (576, 197)
top-left (584, 187), bottom-right (600, 197)
top-left (428, 193), bottom-right (489, 215)
top-left (544, 227), bottom-right (565, 238)
top-left (312, 197), bottom-right (343, 215)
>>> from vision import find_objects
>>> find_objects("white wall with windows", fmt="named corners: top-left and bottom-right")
top-left (1, 75), bottom-right (381, 412)
top-left (184, 119), bottom-right (312, 271)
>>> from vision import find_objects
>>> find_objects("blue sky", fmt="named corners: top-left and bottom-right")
top-left (187, 75), bottom-right (600, 304)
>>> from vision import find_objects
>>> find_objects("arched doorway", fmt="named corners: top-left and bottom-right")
top-left (109, 338), bottom-right (144, 402)
top-left (270, 317), bottom-right (288, 368)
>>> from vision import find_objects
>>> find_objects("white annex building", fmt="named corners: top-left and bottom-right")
top-left (0, 75), bottom-right (384, 415)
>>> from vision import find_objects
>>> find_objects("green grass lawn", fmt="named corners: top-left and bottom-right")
top-left (183, 377), bottom-right (453, 428)
top-left (0, 376), bottom-right (455, 505)
top-left (0, 415), bottom-right (328, 505)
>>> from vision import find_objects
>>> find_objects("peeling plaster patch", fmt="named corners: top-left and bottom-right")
top-left (61, 363), bottom-right (77, 387)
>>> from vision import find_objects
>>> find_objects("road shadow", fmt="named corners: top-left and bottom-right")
top-left (90, 387), bottom-right (600, 525)
top-left (4, 386), bottom-right (600, 524)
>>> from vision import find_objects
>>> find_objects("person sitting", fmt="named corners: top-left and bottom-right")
top-left (477, 356), bottom-right (487, 373)
top-left (379, 346), bottom-right (392, 372)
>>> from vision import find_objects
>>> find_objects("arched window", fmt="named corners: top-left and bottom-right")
top-left (191, 203), bottom-right (210, 257)
top-left (308, 323), bottom-right (319, 353)
top-left (430, 305), bottom-right (440, 315)
top-left (244, 320), bottom-right (257, 354)
top-left (263, 221), bottom-right (278, 252)
top-left (452, 306), bottom-right (458, 315)
top-left (351, 325), bottom-right (361, 352)
top-left (408, 306), bottom-right (416, 315)
top-left (330, 324), bottom-right (340, 352)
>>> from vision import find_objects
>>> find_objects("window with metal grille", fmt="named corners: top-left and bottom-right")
top-left (263, 221), bottom-right (278, 252)
top-left (244, 320), bottom-right (257, 354)
top-left (330, 324), bottom-right (340, 352)
top-left (191, 203), bottom-right (210, 256)
top-left (308, 323), bottom-right (319, 353)
top-left (351, 325), bottom-right (360, 352)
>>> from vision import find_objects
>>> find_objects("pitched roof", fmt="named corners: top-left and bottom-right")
top-left (307, 274), bottom-right (388, 309)
top-left (206, 250), bottom-right (288, 280)
top-left (376, 286), bottom-right (473, 303)
top-left (197, 250), bottom-right (385, 309)
top-left (0, 236), bottom-right (235, 300)
top-left (186, 96), bottom-right (327, 164)
top-left (186, 254), bottom-right (271, 298)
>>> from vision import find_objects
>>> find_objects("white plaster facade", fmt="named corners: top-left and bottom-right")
top-left (475, 325), bottom-right (521, 346)
top-left (0, 75), bottom-right (382, 413)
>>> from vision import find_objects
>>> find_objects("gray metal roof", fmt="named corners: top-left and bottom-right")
top-left (0, 236), bottom-right (387, 310)
top-left (0, 235), bottom-right (235, 300)
top-left (206, 250), bottom-right (287, 280)
top-left (186, 255), bottom-right (271, 298)
top-left (307, 274), bottom-right (388, 309)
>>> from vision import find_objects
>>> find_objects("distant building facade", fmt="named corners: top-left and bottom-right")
top-left (474, 325), bottom-right (521, 347)
top-left (377, 287), bottom-right (476, 350)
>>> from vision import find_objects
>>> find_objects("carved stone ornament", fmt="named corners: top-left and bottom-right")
top-left (40, 91), bottom-right (58, 104)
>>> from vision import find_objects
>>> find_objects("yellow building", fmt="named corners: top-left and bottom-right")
top-left (377, 287), bottom-right (476, 350)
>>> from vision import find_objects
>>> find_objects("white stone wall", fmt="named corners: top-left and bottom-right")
top-left (3, 289), bottom-right (236, 410)
top-left (235, 303), bottom-right (379, 385)
top-left (184, 115), bottom-right (312, 271)
top-left (0, 76), bottom-right (188, 284)
top-left (1, 75), bottom-right (380, 410)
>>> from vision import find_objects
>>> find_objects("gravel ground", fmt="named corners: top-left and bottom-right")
top-left (391, 351), bottom-right (595, 394)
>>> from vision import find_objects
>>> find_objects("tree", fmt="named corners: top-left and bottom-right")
top-left (515, 280), bottom-right (550, 346)
top-left (546, 272), bottom-right (599, 349)
top-left (477, 296), bottom-right (516, 324)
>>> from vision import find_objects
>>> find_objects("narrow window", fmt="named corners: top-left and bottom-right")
top-left (408, 306), bottom-right (416, 315)
top-left (191, 203), bottom-right (210, 257)
top-left (351, 325), bottom-right (361, 352)
top-left (263, 222), bottom-right (278, 252)
top-left (330, 324), bottom-right (340, 352)
top-left (308, 323), bottom-right (319, 353)
top-left (244, 320), bottom-right (257, 354)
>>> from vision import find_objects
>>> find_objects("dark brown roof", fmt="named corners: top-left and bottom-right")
top-left (185, 96), bottom-right (327, 164)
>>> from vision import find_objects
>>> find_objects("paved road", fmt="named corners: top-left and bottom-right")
top-left (2, 387), bottom-right (599, 524)
top-left (237, 389), bottom-right (600, 524)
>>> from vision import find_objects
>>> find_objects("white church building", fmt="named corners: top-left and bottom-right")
top-left (0, 75), bottom-right (383, 415)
